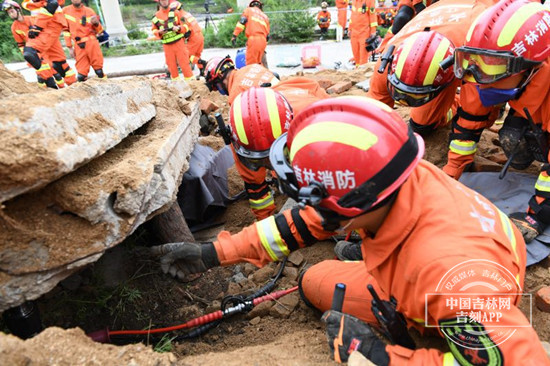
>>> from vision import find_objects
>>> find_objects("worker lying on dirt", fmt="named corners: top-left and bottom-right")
top-left (169, 1), bottom-right (207, 76)
top-left (203, 55), bottom-right (279, 105)
top-left (348, 0), bottom-right (378, 68)
top-left (231, 0), bottom-right (269, 66)
top-left (2, 0), bottom-right (59, 88)
top-left (151, 0), bottom-right (194, 81)
top-left (63, 0), bottom-right (106, 81)
top-left (21, 0), bottom-right (77, 87)
top-left (317, 2), bottom-right (331, 40)
top-left (225, 81), bottom-right (329, 220)
top-left (151, 96), bottom-right (549, 365)
top-left (368, 0), bottom-right (500, 176)
top-left (453, 0), bottom-right (550, 244)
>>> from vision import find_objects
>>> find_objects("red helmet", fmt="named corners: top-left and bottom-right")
top-left (455, 0), bottom-right (550, 84)
top-left (388, 30), bottom-right (455, 107)
top-left (270, 96), bottom-right (424, 227)
top-left (229, 87), bottom-right (294, 171)
top-left (2, 0), bottom-right (21, 11)
top-left (204, 56), bottom-right (235, 95)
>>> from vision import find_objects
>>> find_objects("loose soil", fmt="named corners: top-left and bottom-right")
top-left (1, 63), bottom-right (549, 365)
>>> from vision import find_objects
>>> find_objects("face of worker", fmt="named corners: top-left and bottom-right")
top-left (71, 0), bottom-right (82, 7)
top-left (337, 203), bottom-right (392, 234)
top-left (7, 7), bottom-right (19, 20)
top-left (159, 0), bottom-right (170, 9)
top-left (477, 72), bottom-right (525, 90)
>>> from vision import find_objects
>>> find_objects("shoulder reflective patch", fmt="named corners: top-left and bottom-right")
top-left (439, 318), bottom-right (503, 366)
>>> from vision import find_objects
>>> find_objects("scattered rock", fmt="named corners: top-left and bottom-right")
top-left (316, 79), bottom-right (335, 90)
top-left (270, 292), bottom-right (300, 319)
top-left (199, 98), bottom-right (220, 114)
top-left (326, 81), bottom-right (353, 95)
top-left (283, 266), bottom-right (299, 281)
top-left (249, 316), bottom-right (262, 325)
top-left (247, 301), bottom-right (273, 319)
top-left (535, 286), bottom-right (550, 313)
top-left (288, 251), bottom-right (304, 267)
top-left (252, 266), bottom-right (275, 284)
top-left (243, 263), bottom-right (258, 277)
top-left (471, 156), bottom-right (503, 173)
top-left (485, 152), bottom-right (508, 165)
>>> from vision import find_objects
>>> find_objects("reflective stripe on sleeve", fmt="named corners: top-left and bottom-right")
top-left (535, 173), bottom-right (550, 193)
top-left (256, 216), bottom-right (290, 261)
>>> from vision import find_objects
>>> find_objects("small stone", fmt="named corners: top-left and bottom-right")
top-left (226, 282), bottom-right (242, 296)
top-left (249, 316), bottom-right (261, 325)
top-left (269, 292), bottom-right (300, 318)
top-left (252, 266), bottom-right (275, 284)
top-left (288, 251), bottom-right (304, 267)
top-left (243, 263), bottom-right (258, 277)
top-left (199, 98), bottom-right (219, 114)
top-left (535, 286), bottom-right (550, 313)
top-left (471, 156), bottom-right (502, 173)
top-left (246, 301), bottom-right (273, 319)
top-left (326, 81), bottom-right (352, 94)
top-left (283, 266), bottom-right (299, 281)
top-left (316, 79), bottom-right (335, 90)
top-left (485, 152), bottom-right (508, 165)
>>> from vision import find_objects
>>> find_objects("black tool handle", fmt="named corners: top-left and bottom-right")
top-left (331, 283), bottom-right (346, 312)
top-left (378, 45), bottom-right (395, 74)
top-left (215, 113), bottom-right (231, 145)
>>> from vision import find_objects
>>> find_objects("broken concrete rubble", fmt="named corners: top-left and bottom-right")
top-left (0, 79), bottom-right (200, 312)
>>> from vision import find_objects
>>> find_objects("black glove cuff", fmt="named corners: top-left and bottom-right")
top-left (365, 338), bottom-right (390, 366)
top-left (201, 242), bottom-right (220, 268)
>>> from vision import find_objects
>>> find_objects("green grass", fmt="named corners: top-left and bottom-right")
top-left (102, 41), bottom-right (163, 58)
top-left (153, 333), bottom-right (177, 353)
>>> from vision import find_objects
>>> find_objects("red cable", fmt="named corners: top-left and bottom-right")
top-left (107, 286), bottom-right (298, 336)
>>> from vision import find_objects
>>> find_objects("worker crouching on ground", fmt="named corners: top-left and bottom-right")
top-left (151, 0), bottom-right (194, 81)
top-left (452, 0), bottom-right (550, 244)
top-left (203, 56), bottom-right (279, 105)
top-left (151, 96), bottom-right (549, 364)
top-left (63, 0), bottom-right (106, 81)
top-left (225, 81), bottom-right (329, 220)
top-left (231, 0), bottom-right (270, 66)
top-left (317, 2), bottom-right (331, 40)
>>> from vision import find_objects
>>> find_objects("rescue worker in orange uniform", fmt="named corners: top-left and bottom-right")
top-left (225, 81), bottom-right (330, 220)
top-left (203, 56), bottom-right (279, 105)
top-left (335, 0), bottom-right (349, 38)
top-left (367, 0), bottom-right (499, 139)
top-left (168, 1), bottom-right (207, 76)
top-left (151, 96), bottom-right (549, 365)
top-left (231, 0), bottom-right (270, 66)
top-left (453, 0), bottom-right (550, 243)
top-left (21, 0), bottom-right (76, 87)
top-left (317, 2), bottom-right (331, 40)
top-left (63, 0), bottom-right (105, 82)
top-left (349, 0), bottom-right (378, 67)
top-left (151, 0), bottom-right (194, 81)
top-left (2, 0), bottom-right (58, 88)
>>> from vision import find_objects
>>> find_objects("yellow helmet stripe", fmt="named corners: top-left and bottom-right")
top-left (395, 33), bottom-right (421, 79)
top-left (264, 88), bottom-right (282, 138)
top-left (498, 2), bottom-right (542, 47)
top-left (290, 122), bottom-right (378, 161)
top-left (233, 93), bottom-right (249, 145)
top-left (467, 54), bottom-right (508, 75)
top-left (423, 37), bottom-right (451, 86)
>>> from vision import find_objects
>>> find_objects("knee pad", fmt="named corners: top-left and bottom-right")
top-left (498, 113), bottom-right (534, 170)
top-left (409, 118), bottom-right (437, 137)
top-left (77, 73), bottom-right (87, 82)
top-left (391, 5), bottom-right (414, 34)
top-left (413, 2), bottom-right (426, 13)
top-left (52, 61), bottom-right (66, 76)
top-left (94, 68), bottom-right (105, 78)
top-left (44, 77), bottom-right (57, 89)
top-left (23, 47), bottom-right (42, 70)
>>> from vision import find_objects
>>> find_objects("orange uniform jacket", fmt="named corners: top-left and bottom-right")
top-left (317, 10), bottom-right (331, 28)
top-left (212, 160), bottom-right (549, 365)
top-left (232, 78), bottom-right (330, 220)
top-left (226, 64), bottom-right (279, 105)
top-left (22, 0), bottom-right (67, 51)
top-left (336, 0), bottom-right (349, 29)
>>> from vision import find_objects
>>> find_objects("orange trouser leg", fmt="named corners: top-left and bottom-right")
top-left (350, 33), bottom-right (369, 66)
top-left (300, 260), bottom-right (383, 324)
top-left (75, 44), bottom-right (91, 78)
top-left (187, 34), bottom-right (204, 65)
top-left (163, 42), bottom-right (181, 79)
top-left (173, 40), bottom-right (194, 78)
top-left (366, 58), bottom-right (395, 107)
top-left (246, 36), bottom-right (267, 65)
top-left (87, 38), bottom-right (104, 72)
top-left (231, 147), bottom-right (275, 220)
top-left (338, 11), bottom-right (347, 28)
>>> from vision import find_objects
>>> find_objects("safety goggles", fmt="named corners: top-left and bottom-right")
top-left (234, 144), bottom-right (271, 171)
top-left (387, 73), bottom-right (442, 107)
top-left (454, 47), bottom-right (540, 84)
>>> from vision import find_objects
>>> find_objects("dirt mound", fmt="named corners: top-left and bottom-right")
top-left (0, 62), bottom-right (42, 98)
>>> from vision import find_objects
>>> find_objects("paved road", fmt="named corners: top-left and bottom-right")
top-left (5, 38), bottom-right (355, 83)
